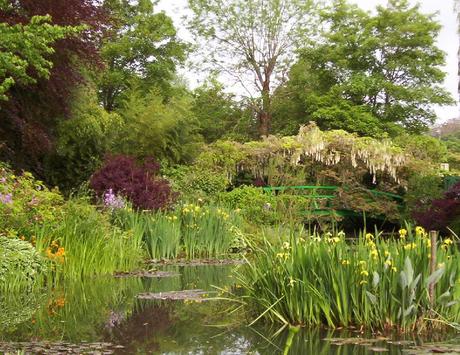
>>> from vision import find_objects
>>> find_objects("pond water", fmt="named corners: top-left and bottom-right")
top-left (1, 264), bottom-right (459, 354)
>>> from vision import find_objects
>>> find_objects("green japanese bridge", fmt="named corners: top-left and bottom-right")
top-left (262, 185), bottom-right (404, 219)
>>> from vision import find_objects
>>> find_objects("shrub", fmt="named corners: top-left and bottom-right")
top-left (0, 163), bottom-right (64, 235)
top-left (162, 164), bottom-right (230, 201)
top-left (413, 182), bottom-right (460, 232)
top-left (0, 236), bottom-right (47, 286)
top-left (45, 86), bottom-right (122, 191)
top-left (90, 155), bottom-right (177, 210)
top-left (405, 174), bottom-right (444, 217)
top-left (219, 186), bottom-right (279, 225)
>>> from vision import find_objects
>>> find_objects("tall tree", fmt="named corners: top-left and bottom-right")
top-left (191, 78), bottom-right (254, 143)
top-left (0, 0), bottom-right (107, 174)
top-left (187, 0), bottom-right (316, 137)
top-left (272, 0), bottom-right (453, 136)
top-left (99, 0), bottom-right (187, 111)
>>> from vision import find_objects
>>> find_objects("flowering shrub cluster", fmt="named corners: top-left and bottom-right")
top-left (0, 163), bottom-right (63, 234)
top-left (90, 155), bottom-right (177, 210)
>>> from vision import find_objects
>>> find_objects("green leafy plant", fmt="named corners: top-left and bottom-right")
top-left (180, 203), bottom-right (244, 259)
top-left (219, 186), bottom-right (278, 225)
top-left (0, 163), bottom-right (63, 235)
top-left (34, 198), bottom-right (144, 279)
top-left (236, 226), bottom-right (460, 331)
top-left (0, 236), bottom-right (47, 288)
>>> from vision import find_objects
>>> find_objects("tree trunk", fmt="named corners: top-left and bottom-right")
top-left (258, 110), bottom-right (271, 137)
top-left (258, 80), bottom-right (271, 137)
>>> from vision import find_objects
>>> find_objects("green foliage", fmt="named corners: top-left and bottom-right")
top-left (113, 202), bottom-right (245, 259)
top-left (404, 175), bottom-right (444, 220)
top-left (180, 203), bottom-right (245, 259)
top-left (34, 198), bottom-right (144, 279)
top-left (395, 134), bottom-right (448, 163)
top-left (114, 90), bottom-right (203, 164)
top-left (162, 140), bottom-right (247, 200)
top-left (99, 0), bottom-right (187, 111)
top-left (442, 132), bottom-right (460, 172)
top-left (219, 186), bottom-right (279, 225)
top-left (163, 165), bottom-right (229, 200)
top-left (237, 227), bottom-right (460, 331)
top-left (0, 164), bottom-right (63, 234)
top-left (0, 14), bottom-right (78, 100)
top-left (394, 134), bottom-right (449, 219)
top-left (195, 140), bottom-right (247, 177)
top-left (0, 236), bottom-right (47, 286)
top-left (272, 0), bottom-right (453, 136)
top-left (192, 78), bottom-right (254, 143)
top-left (45, 86), bottom-right (122, 190)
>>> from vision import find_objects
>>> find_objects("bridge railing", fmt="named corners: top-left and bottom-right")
top-left (262, 185), bottom-right (404, 218)
top-left (262, 185), bottom-right (403, 202)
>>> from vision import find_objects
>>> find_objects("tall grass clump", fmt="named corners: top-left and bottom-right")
top-left (34, 198), bottom-right (144, 279)
top-left (113, 203), bottom-right (245, 260)
top-left (113, 209), bottom-right (181, 260)
top-left (238, 226), bottom-right (460, 332)
top-left (180, 203), bottom-right (244, 259)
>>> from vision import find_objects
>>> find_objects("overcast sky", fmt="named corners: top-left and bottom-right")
top-left (157, 0), bottom-right (459, 123)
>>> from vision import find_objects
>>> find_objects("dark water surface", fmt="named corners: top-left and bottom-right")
top-left (1, 265), bottom-right (459, 354)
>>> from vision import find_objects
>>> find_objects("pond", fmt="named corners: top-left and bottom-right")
top-left (1, 264), bottom-right (459, 354)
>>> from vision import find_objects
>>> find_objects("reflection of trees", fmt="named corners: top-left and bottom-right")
top-left (103, 301), bottom-right (175, 354)
top-left (0, 278), bottom-right (143, 342)
top-left (180, 265), bottom-right (233, 291)
top-left (102, 295), bottom-right (258, 353)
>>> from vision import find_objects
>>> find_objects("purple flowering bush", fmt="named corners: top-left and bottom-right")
top-left (90, 155), bottom-right (177, 211)
top-left (0, 163), bottom-right (64, 235)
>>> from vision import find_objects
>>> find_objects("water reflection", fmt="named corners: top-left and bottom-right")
top-left (0, 265), bottom-right (459, 354)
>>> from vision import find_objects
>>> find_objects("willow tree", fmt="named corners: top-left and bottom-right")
top-left (187, 0), bottom-right (316, 137)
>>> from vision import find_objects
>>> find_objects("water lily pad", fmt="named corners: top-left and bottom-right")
top-left (114, 270), bottom-right (180, 278)
top-left (136, 289), bottom-right (215, 301)
top-left (404, 343), bottom-right (460, 354)
top-left (324, 337), bottom-right (381, 346)
top-left (370, 347), bottom-right (389, 352)
top-left (148, 258), bottom-right (245, 266)
top-left (0, 341), bottom-right (122, 354)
